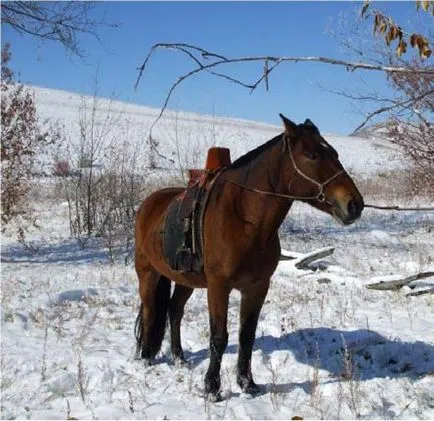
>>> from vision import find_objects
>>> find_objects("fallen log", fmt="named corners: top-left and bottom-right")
top-left (280, 246), bottom-right (335, 269)
top-left (406, 287), bottom-right (434, 297)
top-left (295, 247), bottom-right (335, 270)
top-left (366, 271), bottom-right (434, 291)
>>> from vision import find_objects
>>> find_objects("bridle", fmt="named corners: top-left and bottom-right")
top-left (284, 134), bottom-right (345, 204)
top-left (218, 133), bottom-right (345, 204)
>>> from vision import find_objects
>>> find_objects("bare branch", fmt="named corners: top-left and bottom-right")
top-left (351, 88), bottom-right (434, 133)
top-left (1, 1), bottom-right (118, 58)
top-left (250, 59), bottom-right (282, 93)
top-left (316, 82), bottom-right (398, 105)
top-left (135, 43), bottom-right (434, 134)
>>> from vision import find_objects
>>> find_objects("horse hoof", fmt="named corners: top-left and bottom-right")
top-left (237, 376), bottom-right (262, 395)
top-left (205, 377), bottom-right (222, 401)
top-left (174, 357), bottom-right (190, 368)
top-left (142, 358), bottom-right (153, 368)
top-left (245, 383), bottom-right (263, 396)
top-left (206, 391), bottom-right (223, 402)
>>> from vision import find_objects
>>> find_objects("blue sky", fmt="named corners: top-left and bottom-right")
top-left (1, 1), bottom-right (428, 134)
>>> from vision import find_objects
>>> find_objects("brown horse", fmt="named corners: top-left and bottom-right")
top-left (134, 114), bottom-right (364, 400)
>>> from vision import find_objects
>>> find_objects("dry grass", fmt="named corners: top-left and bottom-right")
top-left (358, 168), bottom-right (434, 205)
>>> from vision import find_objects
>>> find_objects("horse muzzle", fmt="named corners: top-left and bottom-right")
top-left (332, 196), bottom-right (364, 225)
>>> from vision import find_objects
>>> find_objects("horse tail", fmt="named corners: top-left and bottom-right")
top-left (135, 275), bottom-right (171, 359)
top-left (150, 275), bottom-right (172, 355)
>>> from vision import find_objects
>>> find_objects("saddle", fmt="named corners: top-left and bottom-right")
top-left (162, 147), bottom-right (231, 274)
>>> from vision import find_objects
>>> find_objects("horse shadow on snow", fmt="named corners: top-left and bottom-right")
top-left (1, 238), bottom-right (126, 265)
top-left (180, 327), bottom-right (434, 394)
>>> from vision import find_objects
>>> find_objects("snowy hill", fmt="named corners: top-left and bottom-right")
top-left (31, 85), bottom-right (405, 178)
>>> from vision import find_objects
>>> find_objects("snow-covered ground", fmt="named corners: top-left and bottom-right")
top-left (1, 86), bottom-right (433, 420)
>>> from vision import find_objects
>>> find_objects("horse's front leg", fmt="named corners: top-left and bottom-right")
top-left (204, 282), bottom-right (230, 400)
top-left (237, 279), bottom-right (270, 394)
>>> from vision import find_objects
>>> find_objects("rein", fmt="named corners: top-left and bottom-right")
top-left (364, 204), bottom-right (434, 211)
top-left (218, 134), bottom-right (344, 204)
top-left (217, 177), bottom-right (434, 212)
top-left (217, 176), bottom-right (324, 201)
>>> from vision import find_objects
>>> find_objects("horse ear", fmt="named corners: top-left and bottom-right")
top-left (304, 119), bottom-right (319, 132)
top-left (279, 113), bottom-right (297, 137)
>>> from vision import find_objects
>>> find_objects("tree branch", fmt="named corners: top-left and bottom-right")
top-left (1, 1), bottom-right (118, 58)
top-left (135, 43), bottom-right (434, 134)
top-left (351, 88), bottom-right (434, 134)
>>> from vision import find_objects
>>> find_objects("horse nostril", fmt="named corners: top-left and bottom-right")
top-left (347, 199), bottom-right (360, 218)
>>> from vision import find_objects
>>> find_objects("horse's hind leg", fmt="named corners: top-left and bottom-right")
top-left (135, 268), bottom-right (171, 362)
top-left (169, 284), bottom-right (194, 363)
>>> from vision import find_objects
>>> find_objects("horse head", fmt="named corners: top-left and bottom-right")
top-left (279, 113), bottom-right (364, 225)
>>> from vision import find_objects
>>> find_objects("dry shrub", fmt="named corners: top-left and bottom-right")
top-left (384, 61), bottom-right (433, 193)
top-left (53, 159), bottom-right (71, 177)
top-left (55, 89), bottom-right (185, 262)
top-left (1, 43), bottom-right (59, 232)
top-left (358, 167), bottom-right (434, 204)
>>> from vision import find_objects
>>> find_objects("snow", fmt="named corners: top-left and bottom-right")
top-left (1, 86), bottom-right (434, 420)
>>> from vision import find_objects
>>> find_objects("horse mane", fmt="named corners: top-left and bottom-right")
top-left (229, 120), bottom-right (325, 169)
top-left (229, 133), bottom-right (283, 169)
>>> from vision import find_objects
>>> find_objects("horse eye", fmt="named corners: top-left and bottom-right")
top-left (304, 149), bottom-right (319, 160)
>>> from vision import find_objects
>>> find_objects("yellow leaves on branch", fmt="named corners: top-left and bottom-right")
top-left (363, 1), bottom-right (433, 59)
top-left (410, 34), bottom-right (432, 59)
top-left (361, 2), bottom-right (370, 18)
top-left (416, 0), bottom-right (434, 13)
top-left (373, 12), bottom-right (432, 59)
top-left (396, 41), bottom-right (407, 58)
top-left (386, 25), bottom-right (403, 46)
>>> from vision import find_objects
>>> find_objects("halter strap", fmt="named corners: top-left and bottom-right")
top-left (285, 134), bottom-right (345, 203)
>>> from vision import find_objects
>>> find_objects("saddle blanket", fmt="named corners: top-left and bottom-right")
top-left (162, 181), bottom-right (207, 274)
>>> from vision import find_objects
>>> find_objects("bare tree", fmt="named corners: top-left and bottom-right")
top-left (1, 1), bottom-right (118, 58)
top-left (327, 3), bottom-right (433, 189)
top-left (56, 86), bottom-right (158, 262)
top-left (97, 122), bottom-right (152, 263)
top-left (328, 1), bottom-right (434, 133)
top-left (385, 66), bottom-right (433, 191)
top-left (61, 84), bottom-right (120, 241)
